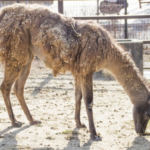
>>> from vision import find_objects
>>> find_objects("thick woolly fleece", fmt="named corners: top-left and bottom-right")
top-left (0, 4), bottom-right (149, 104)
top-left (0, 3), bottom-right (129, 75)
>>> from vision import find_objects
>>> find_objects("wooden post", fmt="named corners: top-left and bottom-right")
top-left (58, 0), bottom-right (64, 14)
top-left (97, 0), bottom-right (99, 23)
top-left (124, 0), bottom-right (128, 39)
top-left (138, 0), bottom-right (141, 8)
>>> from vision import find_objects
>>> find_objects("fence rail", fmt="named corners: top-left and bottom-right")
top-left (0, 0), bottom-right (150, 46)
top-left (73, 15), bottom-right (150, 44)
top-left (73, 14), bottom-right (150, 20)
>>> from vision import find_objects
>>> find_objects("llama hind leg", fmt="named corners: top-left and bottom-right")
top-left (74, 76), bottom-right (86, 128)
top-left (13, 53), bottom-right (41, 125)
top-left (1, 63), bottom-right (23, 127)
top-left (81, 74), bottom-right (101, 141)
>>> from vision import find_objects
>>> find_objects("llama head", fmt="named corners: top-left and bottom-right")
top-left (133, 100), bottom-right (150, 134)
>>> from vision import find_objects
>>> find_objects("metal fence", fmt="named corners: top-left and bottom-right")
top-left (62, 0), bottom-right (150, 49)
top-left (0, 0), bottom-right (150, 49)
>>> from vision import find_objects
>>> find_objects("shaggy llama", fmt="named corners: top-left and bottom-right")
top-left (0, 4), bottom-right (150, 141)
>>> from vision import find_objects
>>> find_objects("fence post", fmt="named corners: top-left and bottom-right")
top-left (124, 0), bottom-right (128, 39)
top-left (97, 0), bottom-right (99, 23)
top-left (58, 0), bottom-right (64, 14)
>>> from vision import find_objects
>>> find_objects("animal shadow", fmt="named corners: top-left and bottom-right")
top-left (64, 128), bottom-right (94, 150)
top-left (0, 125), bottom-right (55, 150)
top-left (31, 74), bottom-right (53, 96)
top-left (33, 148), bottom-right (54, 150)
top-left (0, 125), bottom-right (30, 150)
top-left (126, 135), bottom-right (150, 150)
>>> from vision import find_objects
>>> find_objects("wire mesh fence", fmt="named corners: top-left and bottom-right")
top-left (63, 0), bottom-right (150, 16)
top-left (0, 1), bottom-right (58, 12)
top-left (62, 0), bottom-right (150, 50)
top-left (99, 19), bottom-right (125, 39)
top-left (0, 0), bottom-right (149, 48)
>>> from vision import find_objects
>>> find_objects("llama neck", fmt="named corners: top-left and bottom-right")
top-left (106, 49), bottom-right (149, 105)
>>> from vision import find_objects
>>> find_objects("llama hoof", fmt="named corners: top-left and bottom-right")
top-left (76, 123), bottom-right (86, 128)
top-left (30, 120), bottom-right (42, 125)
top-left (91, 135), bottom-right (102, 141)
top-left (12, 121), bottom-right (22, 127)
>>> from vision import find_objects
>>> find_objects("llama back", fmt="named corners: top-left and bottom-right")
top-left (0, 4), bottom-right (80, 74)
top-left (0, 3), bottom-right (135, 77)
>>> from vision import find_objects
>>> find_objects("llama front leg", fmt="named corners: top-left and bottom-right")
top-left (1, 62), bottom-right (23, 127)
top-left (13, 53), bottom-right (41, 125)
top-left (81, 74), bottom-right (101, 141)
top-left (74, 76), bottom-right (86, 128)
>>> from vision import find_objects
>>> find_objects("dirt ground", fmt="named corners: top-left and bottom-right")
top-left (0, 59), bottom-right (150, 150)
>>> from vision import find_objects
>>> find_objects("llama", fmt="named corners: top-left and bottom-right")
top-left (0, 4), bottom-right (150, 141)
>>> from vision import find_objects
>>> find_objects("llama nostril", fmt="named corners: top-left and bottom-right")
top-left (138, 133), bottom-right (143, 136)
top-left (136, 124), bottom-right (145, 135)
top-left (135, 125), bottom-right (142, 133)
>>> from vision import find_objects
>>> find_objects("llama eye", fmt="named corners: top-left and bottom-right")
top-left (145, 111), bottom-right (150, 119)
top-left (148, 111), bottom-right (150, 118)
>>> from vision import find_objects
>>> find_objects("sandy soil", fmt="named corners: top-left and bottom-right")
top-left (0, 59), bottom-right (150, 150)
